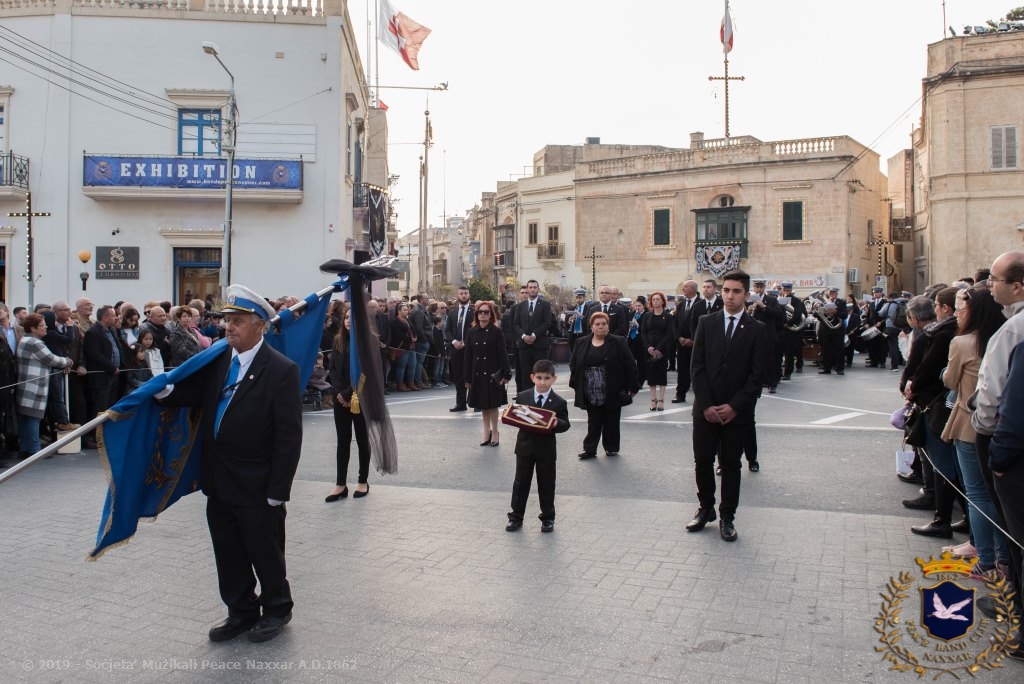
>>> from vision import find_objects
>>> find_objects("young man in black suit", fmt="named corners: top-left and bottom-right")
top-left (672, 280), bottom-right (699, 403)
top-left (507, 359), bottom-right (570, 533)
top-left (158, 285), bottom-right (302, 643)
top-left (511, 280), bottom-right (554, 393)
top-left (686, 270), bottom-right (768, 542)
top-left (688, 279), bottom-right (724, 338)
top-left (446, 285), bottom-right (473, 411)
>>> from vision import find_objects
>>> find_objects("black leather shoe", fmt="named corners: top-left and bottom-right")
top-left (578, 451), bottom-right (596, 460)
top-left (768, 386), bottom-right (777, 394)
top-left (748, 461), bottom-right (759, 472)
top-left (209, 616), bottom-right (258, 642)
top-left (324, 487), bottom-right (348, 502)
top-left (605, 451), bottom-right (619, 457)
top-left (352, 484), bottom-right (369, 499)
top-left (671, 396), bottom-right (686, 403)
top-left (719, 519), bottom-right (738, 542)
top-left (685, 508), bottom-right (716, 532)
top-left (541, 520), bottom-right (554, 533)
top-left (449, 405), bottom-right (467, 412)
top-left (248, 613), bottom-right (291, 643)
top-left (897, 471), bottom-right (923, 484)
top-left (818, 370), bottom-right (831, 374)
top-left (902, 495), bottom-right (935, 510)
top-left (911, 520), bottom-right (953, 538)
top-left (506, 520), bottom-right (522, 532)
top-left (950, 517), bottom-right (970, 534)
top-left (782, 374), bottom-right (791, 381)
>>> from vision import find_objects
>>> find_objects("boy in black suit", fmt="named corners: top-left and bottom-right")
top-left (507, 359), bottom-right (570, 533)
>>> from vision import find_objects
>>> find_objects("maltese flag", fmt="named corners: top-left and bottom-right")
top-left (720, 1), bottom-right (734, 56)
top-left (379, 0), bottom-right (432, 71)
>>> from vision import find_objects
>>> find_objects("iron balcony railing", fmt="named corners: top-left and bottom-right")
top-left (0, 152), bottom-right (30, 189)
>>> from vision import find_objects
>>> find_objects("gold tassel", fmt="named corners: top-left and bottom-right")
top-left (350, 391), bottom-right (360, 415)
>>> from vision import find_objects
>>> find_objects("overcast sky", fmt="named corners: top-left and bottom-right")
top-left (349, 1), bottom-right (1019, 236)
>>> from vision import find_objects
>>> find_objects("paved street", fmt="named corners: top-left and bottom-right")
top-left (0, 358), bottom-right (1018, 683)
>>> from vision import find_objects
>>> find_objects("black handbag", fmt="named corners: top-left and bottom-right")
top-left (617, 390), bottom-right (633, 406)
top-left (926, 392), bottom-right (952, 437)
top-left (903, 404), bottom-right (928, 447)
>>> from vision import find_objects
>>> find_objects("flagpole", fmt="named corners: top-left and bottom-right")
top-left (374, 0), bottom-right (380, 105)
top-left (0, 285), bottom-right (338, 487)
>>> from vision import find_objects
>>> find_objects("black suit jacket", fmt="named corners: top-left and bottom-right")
top-left (585, 301), bottom-right (629, 337)
top-left (512, 388), bottom-right (570, 458)
top-left (83, 323), bottom-right (125, 388)
top-left (445, 303), bottom-right (473, 345)
top-left (511, 298), bottom-right (554, 350)
top-left (689, 296), bottom-right (724, 337)
top-left (673, 298), bottom-right (697, 343)
top-left (690, 310), bottom-right (767, 424)
top-left (161, 342), bottom-right (302, 507)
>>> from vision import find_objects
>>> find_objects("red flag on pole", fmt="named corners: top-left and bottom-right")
top-left (721, 1), bottom-right (734, 56)
top-left (379, 0), bottom-right (432, 71)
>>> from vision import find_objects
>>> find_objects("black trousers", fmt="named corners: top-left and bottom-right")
top-left (449, 347), bottom-right (467, 408)
top-left (509, 451), bottom-right (556, 522)
top-left (628, 337), bottom-right (647, 387)
top-left (783, 331), bottom-right (804, 376)
top-left (743, 421), bottom-right (757, 464)
top-left (334, 402), bottom-right (370, 485)
top-left (693, 413), bottom-right (748, 520)
top-left (583, 403), bottom-right (621, 454)
top-left (819, 334), bottom-right (845, 372)
top-left (763, 338), bottom-right (781, 386)
top-left (206, 497), bottom-right (293, 619)
top-left (868, 334), bottom-right (887, 366)
top-left (68, 373), bottom-right (90, 425)
top-left (675, 345), bottom-right (692, 399)
top-left (515, 345), bottom-right (549, 393)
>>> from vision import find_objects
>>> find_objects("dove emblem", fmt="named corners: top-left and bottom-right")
top-left (929, 594), bottom-right (971, 621)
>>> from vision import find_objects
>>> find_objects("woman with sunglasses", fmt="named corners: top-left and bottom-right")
top-left (464, 301), bottom-right (511, 446)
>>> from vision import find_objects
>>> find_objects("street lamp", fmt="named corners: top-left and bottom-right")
top-left (202, 41), bottom-right (236, 300)
top-left (78, 249), bottom-right (91, 292)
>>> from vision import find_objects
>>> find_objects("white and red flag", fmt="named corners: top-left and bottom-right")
top-left (720, 1), bottom-right (734, 56)
top-left (379, 0), bottom-right (432, 71)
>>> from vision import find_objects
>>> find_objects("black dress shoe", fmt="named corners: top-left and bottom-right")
top-left (685, 508), bottom-right (716, 532)
top-left (748, 461), bottom-right (759, 472)
top-left (578, 451), bottom-right (596, 460)
top-left (541, 520), bottom-right (554, 533)
top-left (719, 519), bottom-right (738, 542)
top-left (818, 370), bottom-right (831, 374)
top-left (782, 374), bottom-right (791, 381)
top-left (352, 484), bottom-right (369, 499)
top-left (605, 451), bottom-right (619, 457)
top-left (506, 520), bottom-right (522, 531)
top-left (671, 396), bottom-right (686, 403)
top-left (324, 486), bottom-right (348, 502)
top-left (248, 613), bottom-right (292, 643)
top-left (902, 495), bottom-right (936, 510)
top-left (768, 386), bottom-right (777, 394)
top-left (911, 520), bottom-right (953, 538)
top-left (897, 471), bottom-right (923, 484)
top-left (950, 517), bottom-right (970, 534)
top-left (209, 615), bottom-right (258, 642)
top-left (449, 405), bottom-right (467, 412)
top-left (835, 370), bottom-right (844, 376)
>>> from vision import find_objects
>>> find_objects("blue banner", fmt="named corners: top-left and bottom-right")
top-left (89, 286), bottom-right (333, 560)
top-left (83, 156), bottom-right (302, 190)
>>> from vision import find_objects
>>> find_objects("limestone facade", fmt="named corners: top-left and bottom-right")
top-left (912, 31), bottom-right (1024, 288)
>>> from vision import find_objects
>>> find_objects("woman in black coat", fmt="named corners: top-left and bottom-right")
top-left (325, 305), bottom-right (372, 502)
top-left (569, 311), bottom-right (639, 459)
top-left (464, 301), bottom-right (512, 447)
top-left (641, 291), bottom-right (673, 411)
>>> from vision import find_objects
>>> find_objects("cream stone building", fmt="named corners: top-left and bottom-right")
top-left (909, 30), bottom-right (1024, 289)
top-left (0, 0), bottom-right (388, 306)
top-left (573, 133), bottom-right (889, 298)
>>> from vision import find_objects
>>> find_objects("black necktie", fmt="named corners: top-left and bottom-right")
top-left (530, 300), bottom-right (535, 315)
top-left (536, 394), bottom-right (545, 407)
top-left (603, 304), bottom-right (608, 313)
top-left (726, 316), bottom-right (736, 342)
